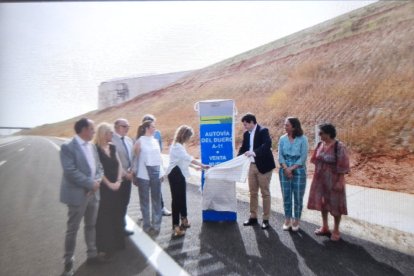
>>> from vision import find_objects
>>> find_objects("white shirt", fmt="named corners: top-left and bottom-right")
top-left (248, 124), bottom-right (257, 162)
top-left (166, 143), bottom-right (194, 178)
top-left (135, 136), bottom-right (164, 180)
top-left (75, 135), bottom-right (96, 179)
top-left (249, 124), bottom-right (257, 152)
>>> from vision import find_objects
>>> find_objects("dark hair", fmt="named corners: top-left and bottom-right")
top-left (319, 123), bottom-right (336, 139)
top-left (287, 117), bottom-right (304, 138)
top-left (142, 114), bottom-right (155, 123)
top-left (74, 118), bottom-right (90, 134)
top-left (136, 120), bottom-right (153, 139)
top-left (241, 113), bottom-right (257, 124)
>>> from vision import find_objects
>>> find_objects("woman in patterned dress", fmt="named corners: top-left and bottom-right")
top-left (307, 123), bottom-right (350, 241)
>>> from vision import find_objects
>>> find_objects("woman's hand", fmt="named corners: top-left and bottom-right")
top-left (333, 174), bottom-right (345, 192)
top-left (283, 167), bottom-right (293, 179)
top-left (111, 181), bottom-right (121, 191)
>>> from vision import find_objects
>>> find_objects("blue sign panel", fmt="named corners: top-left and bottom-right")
top-left (200, 123), bottom-right (233, 166)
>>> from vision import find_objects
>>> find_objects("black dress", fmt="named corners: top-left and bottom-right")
top-left (96, 144), bottom-right (124, 253)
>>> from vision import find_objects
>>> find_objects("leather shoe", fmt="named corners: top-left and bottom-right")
top-left (261, 220), bottom-right (270, 229)
top-left (124, 229), bottom-right (134, 236)
top-left (62, 261), bottom-right (74, 276)
top-left (243, 218), bottom-right (258, 226)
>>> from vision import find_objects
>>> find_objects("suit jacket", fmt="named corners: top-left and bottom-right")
top-left (60, 137), bottom-right (103, 206)
top-left (238, 124), bottom-right (276, 174)
top-left (112, 134), bottom-right (134, 172)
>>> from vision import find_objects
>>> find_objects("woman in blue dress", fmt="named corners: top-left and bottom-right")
top-left (278, 117), bottom-right (308, 231)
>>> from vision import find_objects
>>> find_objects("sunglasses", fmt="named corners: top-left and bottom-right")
top-left (119, 125), bottom-right (130, 128)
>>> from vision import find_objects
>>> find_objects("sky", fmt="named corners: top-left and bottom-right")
top-left (0, 1), bottom-right (376, 130)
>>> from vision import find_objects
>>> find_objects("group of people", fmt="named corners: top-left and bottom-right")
top-left (59, 115), bottom-right (208, 276)
top-left (59, 117), bottom-right (133, 276)
top-left (239, 113), bottom-right (350, 243)
top-left (59, 112), bottom-right (350, 276)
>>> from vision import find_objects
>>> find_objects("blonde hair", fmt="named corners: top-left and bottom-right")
top-left (136, 120), bottom-right (153, 139)
top-left (173, 125), bottom-right (194, 144)
top-left (94, 122), bottom-right (113, 146)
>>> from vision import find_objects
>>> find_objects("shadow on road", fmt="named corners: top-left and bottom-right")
top-left (252, 225), bottom-right (301, 275)
top-left (197, 221), bottom-right (301, 275)
top-left (290, 230), bottom-right (404, 276)
top-left (73, 239), bottom-right (154, 276)
top-left (199, 221), bottom-right (248, 275)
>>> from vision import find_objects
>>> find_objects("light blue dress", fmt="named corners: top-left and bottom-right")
top-left (278, 134), bottom-right (308, 219)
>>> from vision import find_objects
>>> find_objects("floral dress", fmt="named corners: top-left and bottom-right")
top-left (307, 141), bottom-right (350, 216)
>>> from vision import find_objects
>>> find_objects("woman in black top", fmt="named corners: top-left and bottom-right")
top-left (95, 123), bottom-right (123, 256)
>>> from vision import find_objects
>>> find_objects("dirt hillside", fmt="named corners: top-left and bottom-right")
top-left (22, 1), bottom-right (414, 193)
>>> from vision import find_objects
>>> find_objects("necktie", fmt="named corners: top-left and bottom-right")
top-left (121, 136), bottom-right (131, 167)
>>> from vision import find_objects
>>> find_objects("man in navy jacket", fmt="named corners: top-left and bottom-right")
top-left (238, 113), bottom-right (276, 229)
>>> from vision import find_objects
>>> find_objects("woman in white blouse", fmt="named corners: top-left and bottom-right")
top-left (166, 125), bottom-right (209, 237)
top-left (133, 120), bottom-right (164, 234)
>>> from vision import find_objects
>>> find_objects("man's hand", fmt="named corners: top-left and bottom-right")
top-left (124, 171), bottom-right (133, 181)
top-left (87, 180), bottom-right (100, 196)
top-left (92, 180), bottom-right (100, 192)
top-left (244, 151), bottom-right (256, 157)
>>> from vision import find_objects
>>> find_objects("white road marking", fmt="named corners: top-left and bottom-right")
top-left (53, 136), bottom-right (69, 141)
top-left (0, 138), bottom-right (25, 148)
top-left (126, 216), bottom-right (190, 276)
top-left (18, 148), bottom-right (25, 152)
top-left (44, 138), bottom-right (60, 151)
top-left (0, 160), bottom-right (6, 167)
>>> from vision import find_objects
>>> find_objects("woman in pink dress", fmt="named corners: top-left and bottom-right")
top-left (307, 123), bottom-right (350, 241)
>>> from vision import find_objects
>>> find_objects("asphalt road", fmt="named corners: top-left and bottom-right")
top-left (0, 136), bottom-right (155, 276)
top-left (1, 136), bottom-right (413, 276)
top-left (129, 181), bottom-right (414, 276)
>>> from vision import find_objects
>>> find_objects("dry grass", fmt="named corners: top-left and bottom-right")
top-left (21, 1), bottom-right (414, 193)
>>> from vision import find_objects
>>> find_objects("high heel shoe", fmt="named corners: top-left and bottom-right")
top-left (181, 217), bottom-right (191, 229)
top-left (172, 225), bottom-right (185, 237)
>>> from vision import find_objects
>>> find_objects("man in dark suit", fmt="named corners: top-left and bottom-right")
top-left (60, 118), bottom-right (105, 276)
top-left (238, 113), bottom-right (276, 229)
top-left (112, 118), bottom-right (134, 236)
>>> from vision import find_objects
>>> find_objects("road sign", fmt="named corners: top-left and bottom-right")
top-left (195, 99), bottom-right (237, 222)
